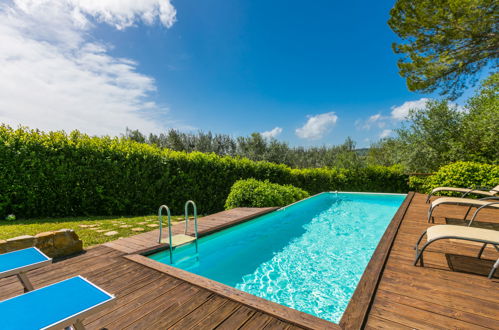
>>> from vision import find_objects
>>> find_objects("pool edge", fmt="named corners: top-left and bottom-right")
top-left (339, 191), bottom-right (415, 329)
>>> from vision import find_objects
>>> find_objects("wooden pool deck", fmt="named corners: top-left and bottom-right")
top-left (0, 194), bottom-right (498, 329)
top-left (363, 193), bottom-right (499, 329)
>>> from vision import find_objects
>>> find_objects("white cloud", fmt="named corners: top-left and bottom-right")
top-left (390, 98), bottom-right (429, 120)
top-left (261, 127), bottom-right (283, 139)
top-left (0, 0), bottom-right (178, 136)
top-left (379, 129), bottom-right (393, 138)
top-left (355, 113), bottom-right (386, 130)
top-left (68, 0), bottom-right (176, 29)
top-left (295, 112), bottom-right (338, 140)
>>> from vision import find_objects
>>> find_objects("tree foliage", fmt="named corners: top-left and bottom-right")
top-left (389, 0), bottom-right (498, 98)
top-left (124, 129), bottom-right (364, 169)
top-left (457, 73), bottom-right (499, 161)
top-left (368, 73), bottom-right (499, 172)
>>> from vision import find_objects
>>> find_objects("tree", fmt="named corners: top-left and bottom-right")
top-left (367, 138), bottom-right (405, 167)
top-left (369, 100), bottom-right (464, 172)
top-left (458, 73), bottom-right (499, 162)
top-left (123, 128), bottom-right (147, 143)
top-left (388, 0), bottom-right (498, 98)
top-left (398, 100), bottom-right (464, 171)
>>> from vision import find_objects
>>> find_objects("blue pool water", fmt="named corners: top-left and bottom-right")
top-left (149, 192), bottom-right (406, 323)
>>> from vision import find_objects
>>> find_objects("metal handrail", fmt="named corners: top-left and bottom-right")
top-left (185, 200), bottom-right (199, 254)
top-left (158, 205), bottom-right (173, 263)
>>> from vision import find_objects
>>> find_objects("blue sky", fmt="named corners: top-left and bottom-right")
top-left (100, 0), bottom-right (420, 147)
top-left (0, 0), bottom-right (470, 147)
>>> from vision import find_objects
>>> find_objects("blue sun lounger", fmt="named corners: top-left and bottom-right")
top-left (0, 247), bottom-right (52, 292)
top-left (1, 276), bottom-right (115, 330)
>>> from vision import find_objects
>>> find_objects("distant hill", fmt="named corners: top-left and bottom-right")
top-left (354, 148), bottom-right (369, 156)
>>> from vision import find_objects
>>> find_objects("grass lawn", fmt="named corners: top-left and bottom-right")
top-left (0, 215), bottom-right (185, 248)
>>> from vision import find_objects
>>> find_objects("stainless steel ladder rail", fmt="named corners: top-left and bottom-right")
top-left (158, 202), bottom-right (199, 264)
top-left (158, 205), bottom-right (174, 263)
top-left (184, 200), bottom-right (199, 254)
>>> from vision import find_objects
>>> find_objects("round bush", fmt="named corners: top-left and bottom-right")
top-left (224, 179), bottom-right (310, 209)
top-left (410, 161), bottom-right (499, 195)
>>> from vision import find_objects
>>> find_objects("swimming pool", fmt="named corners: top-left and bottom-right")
top-left (148, 192), bottom-right (406, 323)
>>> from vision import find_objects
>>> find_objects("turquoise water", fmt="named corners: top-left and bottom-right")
top-left (149, 192), bottom-right (406, 323)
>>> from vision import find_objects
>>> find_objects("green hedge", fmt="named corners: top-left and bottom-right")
top-left (409, 161), bottom-right (499, 195)
top-left (225, 179), bottom-right (309, 209)
top-left (0, 126), bottom-right (409, 218)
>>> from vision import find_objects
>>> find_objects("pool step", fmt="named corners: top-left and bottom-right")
top-left (173, 253), bottom-right (200, 268)
top-left (160, 234), bottom-right (196, 248)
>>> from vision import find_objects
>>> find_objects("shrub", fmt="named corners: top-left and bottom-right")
top-left (409, 161), bottom-right (499, 195)
top-left (0, 126), bottom-right (409, 218)
top-left (408, 175), bottom-right (430, 192)
top-left (225, 179), bottom-right (310, 209)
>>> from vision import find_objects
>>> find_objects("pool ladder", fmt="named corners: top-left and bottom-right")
top-left (158, 201), bottom-right (199, 264)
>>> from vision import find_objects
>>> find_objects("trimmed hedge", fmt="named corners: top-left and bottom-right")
top-left (409, 161), bottom-right (499, 195)
top-left (0, 126), bottom-right (409, 218)
top-left (225, 179), bottom-right (309, 209)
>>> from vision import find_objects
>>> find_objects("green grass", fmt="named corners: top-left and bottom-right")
top-left (0, 215), bottom-right (185, 248)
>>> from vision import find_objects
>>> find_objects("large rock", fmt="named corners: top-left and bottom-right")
top-left (2, 235), bottom-right (35, 252)
top-left (0, 229), bottom-right (83, 258)
top-left (34, 231), bottom-right (54, 251)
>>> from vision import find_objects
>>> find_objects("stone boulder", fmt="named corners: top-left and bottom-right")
top-left (0, 229), bottom-right (83, 258)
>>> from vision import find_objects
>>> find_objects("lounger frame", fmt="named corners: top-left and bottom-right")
top-left (0, 247), bottom-right (52, 292)
top-left (427, 196), bottom-right (499, 223)
top-left (425, 185), bottom-right (499, 203)
top-left (414, 230), bottom-right (499, 279)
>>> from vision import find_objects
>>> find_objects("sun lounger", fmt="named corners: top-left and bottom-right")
top-left (0, 247), bottom-right (52, 292)
top-left (425, 185), bottom-right (499, 203)
top-left (427, 196), bottom-right (499, 223)
top-left (0, 276), bottom-right (115, 329)
top-left (414, 225), bottom-right (499, 279)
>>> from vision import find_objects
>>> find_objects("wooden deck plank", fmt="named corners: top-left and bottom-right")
top-left (238, 312), bottom-right (273, 329)
top-left (85, 277), bottom-right (182, 327)
top-left (374, 288), bottom-right (499, 328)
top-left (187, 299), bottom-right (240, 329)
top-left (169, 296), bottom-right (231, 329)
top-left (98, 282), bottom-right (194, 329)
top-left (148, 292), bottom-right (217, 329)
top-left (369, 293), bottom-right (490, 330)
top-left (364, 315), bottom-right (414, 330)
top-left (122, 286), bottom-right (209, 329)
top-left (263, 317), bottom-right (295, 329)
top-left (215, 305), bottom-right (256, 330)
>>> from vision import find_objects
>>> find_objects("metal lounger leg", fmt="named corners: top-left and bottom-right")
top-left (414, 230), bottom-right (428, 267)
top-left (488, 258), bottom-right (499, 279)
top-left (425, 194), bottom-right (432, 204)
top-left (463, 205), bottom-right (473, 220)
top-left (477, 243), bottom-right (487, 259)
top-left (17, 271), bottom-right (34, 292)
top-left (427, 207), bottom-right (433, 223)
